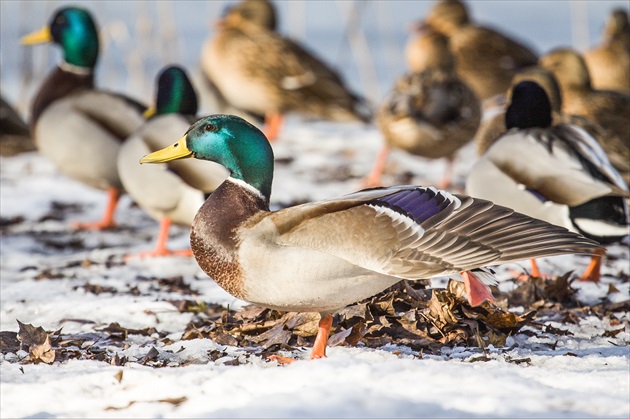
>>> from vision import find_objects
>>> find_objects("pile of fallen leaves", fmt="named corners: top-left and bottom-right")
top-left (178, 279), bottom-right (533, 358)
top-left (2, 272), bottom-right (627, 366)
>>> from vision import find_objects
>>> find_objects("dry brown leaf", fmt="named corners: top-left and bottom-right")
top-left (16, 320), bottom-right (55, 364)
top-left (114, 370), bottom-right (123, 383)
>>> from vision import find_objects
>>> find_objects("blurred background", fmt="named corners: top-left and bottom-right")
top-left (1, 0), bottom-right (627, 118)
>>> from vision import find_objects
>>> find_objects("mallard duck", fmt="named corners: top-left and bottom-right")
top-left (583, 9), bottom-right (630, 95)
top-left (0, 94), bottom-right (35, 156)
top-left (200, 0), bottom-right (370, 140)
top-left (474, 67), bottom-right (630, 187)
top-left (366, 29), bottom-right (480, 189)
top-left (539, 48), bottom-right (630, 145)
top-left (22, 6), bottom-right (146, 229)
top-left (222, 0), bottom-right (277, 31)
top-left (140, 114), bottom-right (600, 361)
top-left (467, 81), bottom-right (629, 282)
top-left (417, 0), bottom-right (538, 101)
top-left (118, 66), bottom-right (228, 258)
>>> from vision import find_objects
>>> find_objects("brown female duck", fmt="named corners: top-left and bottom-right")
top-left (416, 0), bottom-right (538, 101)
top-left (583, 9), bottom-right (630, 95)
top-left (366, 29), bottom-right (480, 188)
top-left (200, 0), bottom-right (369, 140)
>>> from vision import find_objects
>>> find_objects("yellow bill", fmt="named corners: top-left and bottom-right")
top-left (140, 137), bottom-right (192, 164)
top-left (143, 107), bottom-right (156, 119)
top-left (21, 26), bottom-right (53, 45)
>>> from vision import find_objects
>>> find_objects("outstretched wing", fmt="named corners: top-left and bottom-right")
top-left (270, 186), bottom-right (600, 279)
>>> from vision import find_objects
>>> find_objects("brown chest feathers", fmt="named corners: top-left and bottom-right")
top-left (190, 180), bottom-right (268, 300)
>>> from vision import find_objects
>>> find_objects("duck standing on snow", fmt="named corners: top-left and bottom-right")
top-left (365, 28), bottom-right (480, 188)
top-left (583, 9), bottom-right (630, 95)
top-left (539, 48), bottom-right (630, 146)
top-left (118, 66), bottom-right (228, 258)
top-left (417, 0), bottom-right (538, 101)
top-left (200, 0), bottom-right (370, 140)
top-left (22, 7), bottom-right (146, 229)
top-left (467, 81), bottom-right (629, 282)
top-left (140, 114), bottom-right (600, 362)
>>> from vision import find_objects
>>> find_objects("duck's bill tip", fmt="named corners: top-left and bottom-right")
top-left (21, 26), bottom-right (53, 45)
top-left (139, 137), bottom-right (192, 164)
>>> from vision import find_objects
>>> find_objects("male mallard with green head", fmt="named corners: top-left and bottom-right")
top-left (467, 81), bottom-right (629, 282)
top-left (22, 7), bottom-right (146, 229)
top-left (118, 66), bottom-right (228, 258)
top-left (140, 114), bottom-right (600, 362)
top-left (200, 0), bottom-right (370, 140)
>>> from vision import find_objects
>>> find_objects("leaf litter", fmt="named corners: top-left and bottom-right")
top-left (3, 270), bottom-right (627, 368)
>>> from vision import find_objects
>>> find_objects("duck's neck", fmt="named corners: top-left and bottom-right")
top-left (189, 178), bottom-right (268, 299)
top-left (30, 64), bottom-right (94, 127)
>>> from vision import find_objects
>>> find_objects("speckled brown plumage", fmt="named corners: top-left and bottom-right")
top-left (419, 0), bottom-right (538, 101)
top-left (539, 48), bottom-right (630, 160)
top-left (583, 9), bottom-right (630, 95)
top-left (200, 6), bottom-right (369, 124)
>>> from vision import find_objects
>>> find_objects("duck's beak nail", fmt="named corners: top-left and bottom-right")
top-left (140, 137), bottom-right (192, 164)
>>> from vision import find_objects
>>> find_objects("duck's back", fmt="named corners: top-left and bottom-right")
top-left (202, 23), bottom-right (368, 122)
top-left (449, 25), bottom-right (538, 99)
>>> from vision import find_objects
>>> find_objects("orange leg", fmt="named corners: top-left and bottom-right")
top-left (269, 314), bottom-right (333, 364)
top-left (126, 217), bottom-right (193, 259)
top-left (264, 111), bottom-right (284, 142)
top-left (530, 259), bottom-right (541, 277)
top-left (461, 271), bottom-right (495, 307)
top-left (73, 186), bottom-right (120, 230)
top-left (579, 249), bottom-right (605, 282)
top-left (310, 314), bottom-right (333, 359)
top-left (362, 145), bottom-right (391, 188)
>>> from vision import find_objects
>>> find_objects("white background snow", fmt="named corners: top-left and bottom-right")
top-left (1, 1), bottom-right (629, 418)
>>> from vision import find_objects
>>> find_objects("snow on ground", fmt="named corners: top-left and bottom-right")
top-left (1, 118), bottom-right (629, 418)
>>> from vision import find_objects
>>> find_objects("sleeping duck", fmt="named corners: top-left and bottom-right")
top-left (539, 48), bottom-right (630, 146)
top-left (118, 66), bottom-right (228, 258)
top-left (474, 67), bottom-right (630, 187)
top-left (366, 28), bottom-right (480, 188)
top-left (583, 9), bottom-right (630, 95)
top-left (22, 6), bottom-right (146, 229)
top-left (417, 0), bottom-right (538, 101)
top-left (467, 81), bottom-right (629, 282)
top-left (140, 113), bottom-right (600, 362)
top-left (200, 0), bottom-right (370, 140)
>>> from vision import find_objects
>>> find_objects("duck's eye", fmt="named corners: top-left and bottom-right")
top-left (205, 123), bottom-right (218, 132)
top-left (55, 15), bottom-right (66, 25)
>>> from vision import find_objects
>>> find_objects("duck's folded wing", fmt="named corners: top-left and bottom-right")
top-left (487, 129), bottom-right (628, 207)
top-left (271, 186), bottom-right (600, 279)
top-left (72, 91), bottom-right (147, 140)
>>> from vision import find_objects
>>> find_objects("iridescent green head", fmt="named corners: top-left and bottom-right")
top-left (154, 66), bottom-right (198, 117)
top-left (22, 7), bottom-right (99, 68)
top-left (140, 115), bottom-right (274, 199)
